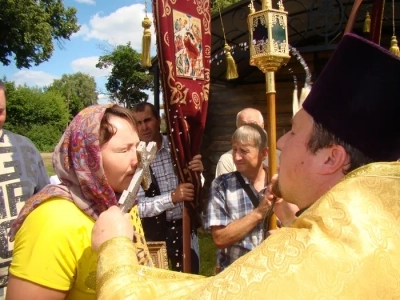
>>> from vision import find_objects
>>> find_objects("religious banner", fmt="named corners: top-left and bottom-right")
top-left (152, 0), bottom-right (211, 272)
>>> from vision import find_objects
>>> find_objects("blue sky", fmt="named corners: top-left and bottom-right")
top-left (1, 0), bottom-right (157, 104)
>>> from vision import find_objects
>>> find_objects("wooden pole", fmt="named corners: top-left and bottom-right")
top-left (266, 72), bottom-right (277, 230)
top-left (182, 202), bottom-right (191, 273)
top-left (369, 0), bottom-right (386, 44)
top-left (153, 63), bottom-right (160, 113)
top-left (344, 0), bottom-right (364, 34)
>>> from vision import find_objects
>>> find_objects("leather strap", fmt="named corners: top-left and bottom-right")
top-left (234, 171), bottom-right (259, 208)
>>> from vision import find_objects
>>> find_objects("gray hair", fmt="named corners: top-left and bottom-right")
top-left (232, 123), bottom-right (268, 150)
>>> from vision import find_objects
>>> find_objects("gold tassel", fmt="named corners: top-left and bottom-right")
top-left (141, 16), bottom-right (152, 67)
top-left (363, 11), bottom-right (371, 33)
top-left (389, 0), bottom-right (399, 56)
top-left (389, 36), bottom-right (400, 56)
top-left (224, 43), bottom-right (238, 80)
top-left (218, 1), bottom-right (238, 80)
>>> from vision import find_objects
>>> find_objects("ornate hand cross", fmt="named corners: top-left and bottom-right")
top-left (119, 141), bottom-right (157, 213)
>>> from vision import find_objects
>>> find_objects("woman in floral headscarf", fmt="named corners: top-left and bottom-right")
top-left (6, 105), bottom-right (152, 300)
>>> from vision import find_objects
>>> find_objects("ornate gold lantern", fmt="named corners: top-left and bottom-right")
top-left (248, 0), bottom-right (290, 72)
top-left (248, 0), bottom-right (290, 230)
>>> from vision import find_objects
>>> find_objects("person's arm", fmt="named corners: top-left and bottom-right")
top-left (96, 237), bottom-right (146, 299)
top-left (211, 214), bottom-right (263, 248)
top-left (93, 207), bottom-right (204, 299)
top-left (92, 206), bottom-right (134, 251)
top-left (136, 187), bottom-right (175, 218)
top-left (137, 183), bottom-right (195, 218)
top-left (204, 177), bottom-right (268, 248)
top-left (138, 153), bottom-right (200, 218)
top-left (211, 191), bottom-right (272, 248)
top-left (6, 276), bottom-right (67, 300)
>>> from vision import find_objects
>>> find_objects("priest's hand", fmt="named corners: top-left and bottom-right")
top-left (268, 174), bottom-right (299, 227)
top-left (273, 198), bottom-right (299, 227)
top-left (92, 206), bottom-right (133, 251)
top-left (256, 190), bottom-right (274, 219)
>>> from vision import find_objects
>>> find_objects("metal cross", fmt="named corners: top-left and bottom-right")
top-left (119, 141), bottom-right (157, 213)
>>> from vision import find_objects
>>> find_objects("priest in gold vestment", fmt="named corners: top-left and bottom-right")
top-left (92, 33), bottom-right (400, 299)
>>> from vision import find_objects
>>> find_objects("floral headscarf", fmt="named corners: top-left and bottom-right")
top-left (9, 104), bottom-right (116, 240)
top-left (10, 104), bottom-right (153, 267)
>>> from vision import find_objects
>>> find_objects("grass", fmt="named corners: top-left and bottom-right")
top-left (41, 153), bottom-right (217, 276)
top-left (198, 230), bottom-right (217, 276)
top-left (41, 153), bottom-right (55, 176)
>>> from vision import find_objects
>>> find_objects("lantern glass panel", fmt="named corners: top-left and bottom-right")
top-left (272, 15), bottom-right (286, 43)
top-left (252, 15), bottom-right (268, 46)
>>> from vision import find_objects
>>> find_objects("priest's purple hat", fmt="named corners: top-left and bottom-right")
top-left (303, 33), bottom-right (400, 162)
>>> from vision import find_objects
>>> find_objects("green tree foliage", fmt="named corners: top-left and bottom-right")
top-left (96, 43), bottom-right (154, 108)
top-left (211, 0), bottom-right (241, 13)
top-left (47, 72), bottom-right (98, 118)
top-left (3, 80), bottom-right (69, 151)
top-left (0, 0), bottom-right (80, 68)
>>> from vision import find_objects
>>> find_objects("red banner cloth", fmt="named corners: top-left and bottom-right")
top-left (152, 0), bottom-right (211, 202)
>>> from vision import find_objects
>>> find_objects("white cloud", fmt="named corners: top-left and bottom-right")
top-left (12, 70), bottom-right (58, 87)
top-left (73, 4), bottom-right (156, 54)
top-left (71, 56), bottom-right (110, 78)
top-left (74, 0), bottom-right (95, 4)
top-left (97, 91), bottom-right (155, 105)
top-left (97, 93), bottom-right (112, 104)
top-left (146, 91), bottom-right (154, 104)
top-left (71, 24), bottom-right (89, 38)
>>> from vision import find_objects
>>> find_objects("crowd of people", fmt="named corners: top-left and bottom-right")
top-left (0, 31), bottom-right (399, 299)
top-left (93, 32), bottom-right (400, 299)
